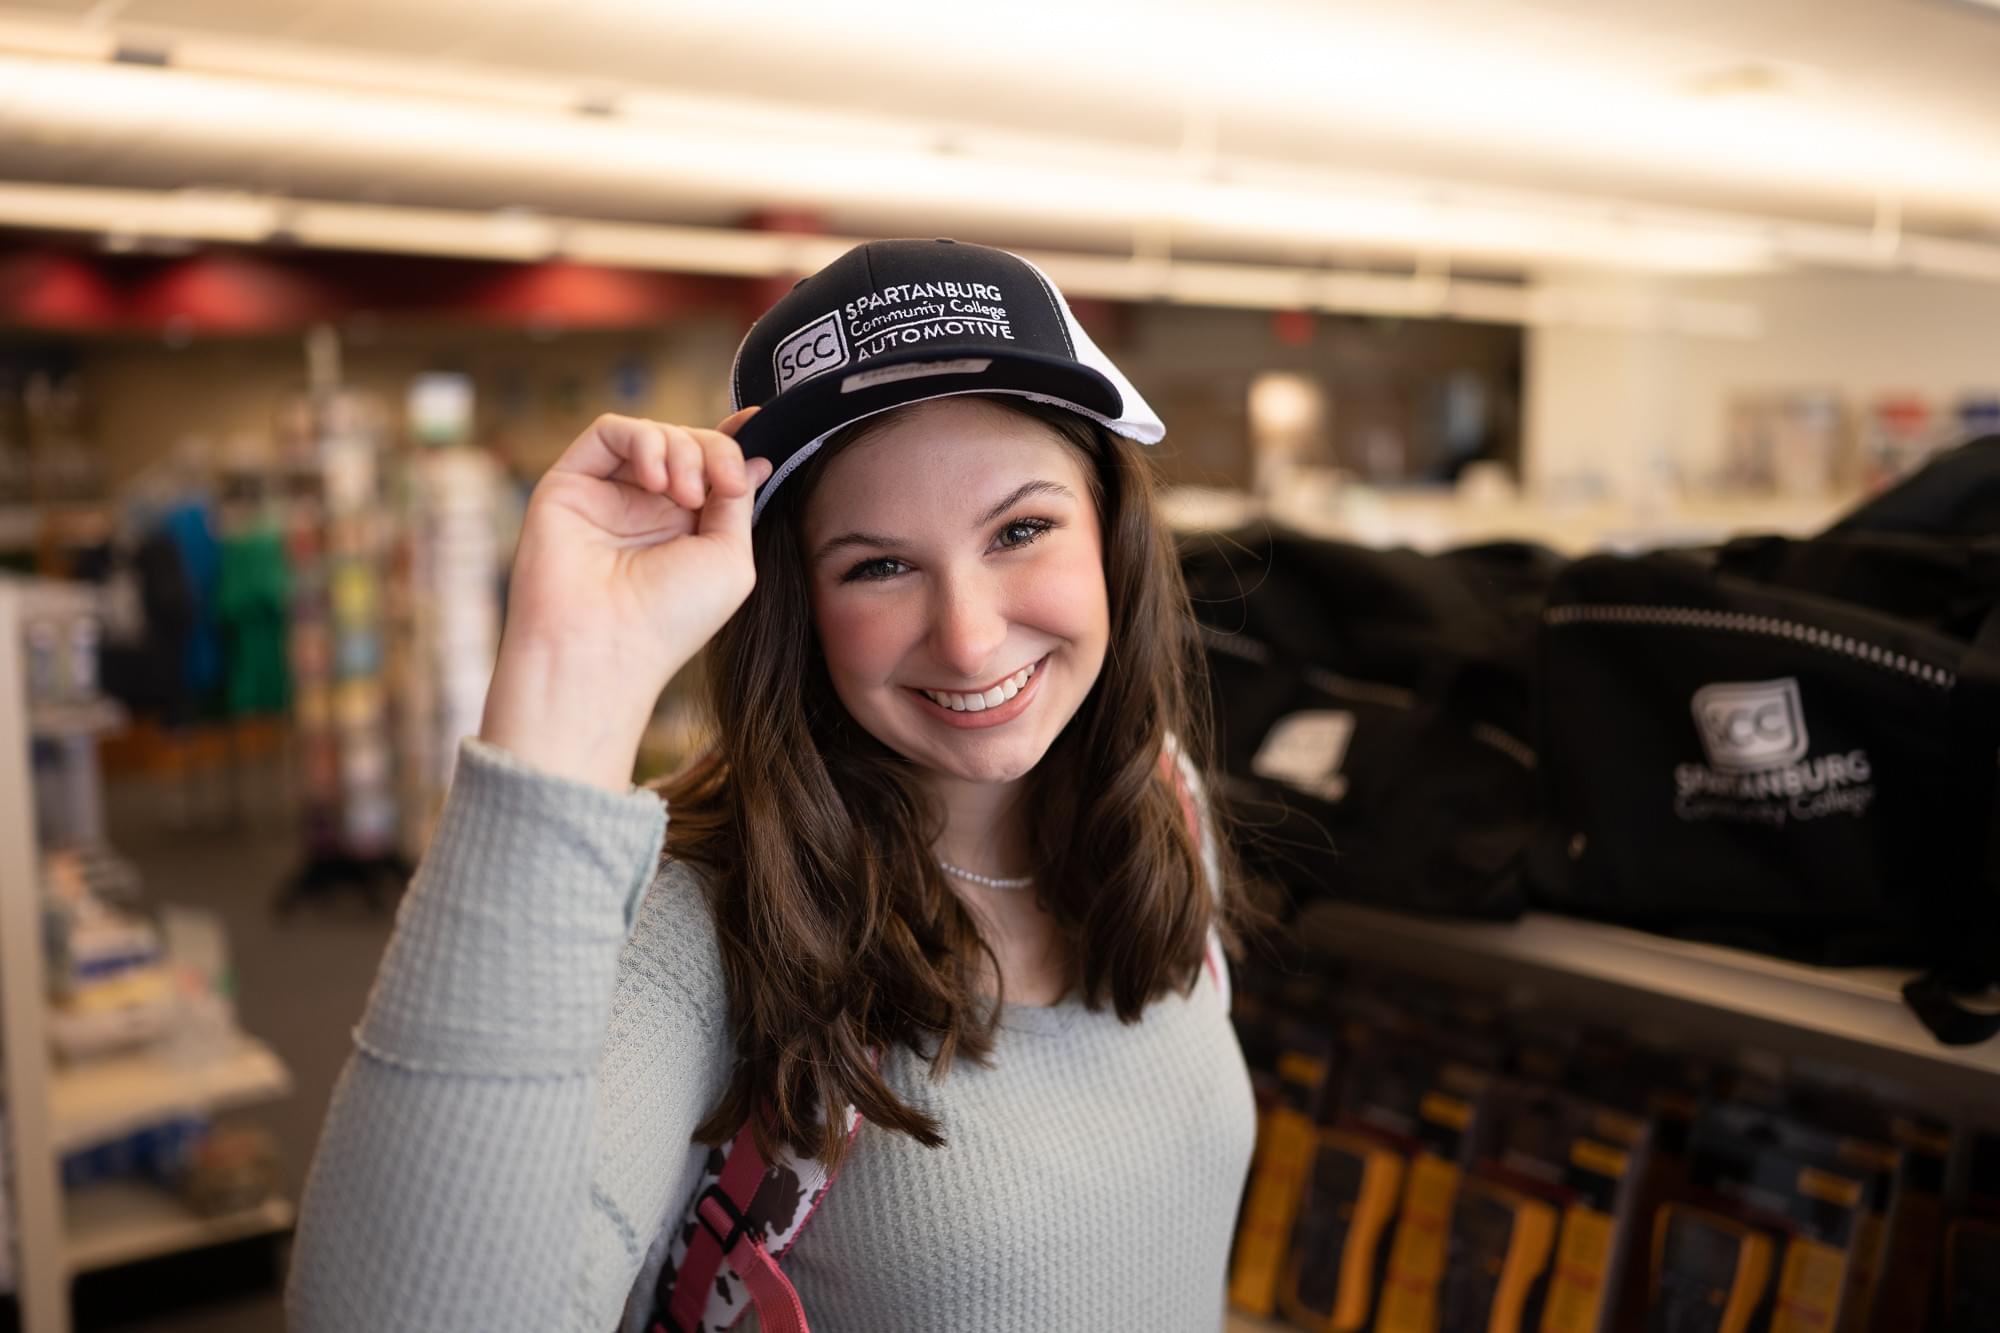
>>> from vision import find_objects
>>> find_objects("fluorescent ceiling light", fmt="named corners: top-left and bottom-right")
top-left (577, 0), bottom-right (2000, 211)
top-left (6, 1), bottom-right (2000, 230)
top-left (290, 203), bottom-right (557, 261)
top-left (0, 182), bottom-right (276, 242)
top-left (0, 52), bottom-right (1780, 277)
top-left (0, 181), bottom-right (1765, 336)
top-left (0, 41), bottom-right (1990, 301)
top-left (562, 223), bottom-right (849, 277)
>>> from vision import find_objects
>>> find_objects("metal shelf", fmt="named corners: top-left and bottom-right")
top-left (0, 506), bottom-right (111, 554)
top-left (1226, 1315), bottom-right (1286, 1332)
top-left (63, 1180), bottom-right (293, 1275)
top-left (1296, 901), bottom-right (2000, 1101)
top-left (28, 699), bottom-right (126, 741)
top-left (49, 1032), bottom-right (293, 1157)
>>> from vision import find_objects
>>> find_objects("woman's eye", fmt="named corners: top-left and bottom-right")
top-left (838, 519), bottom-right (1053, 584)
top-left (841, 557), bottom-right (906, 584)
top-left (996, 517), bottom-right (1054, 550)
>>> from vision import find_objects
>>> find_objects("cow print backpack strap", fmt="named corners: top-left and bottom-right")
top-left (649, 1092), bottom-right (866, 1333)
top-left (1162, 732), bottom-right (1230, 1006)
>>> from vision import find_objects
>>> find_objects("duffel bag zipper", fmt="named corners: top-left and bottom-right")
top-left (1545, 604), bottom-right (1956, 689)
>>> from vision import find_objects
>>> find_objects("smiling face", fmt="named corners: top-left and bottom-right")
top-left (800, 397), bottom-right (1110, 788)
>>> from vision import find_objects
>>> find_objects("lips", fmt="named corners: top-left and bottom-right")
top-left (907, 655), bottom-right (1049, 728)
top-left (917, 658), bottom-right (1040, 713)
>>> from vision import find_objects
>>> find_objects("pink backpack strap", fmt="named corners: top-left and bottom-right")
top-left (1160, 736), bottom-right (1229, 1001)
top-left (651, 1083), bottom-right (867, 1333)
top-left (656, 1117), bottom-right (800, 1333)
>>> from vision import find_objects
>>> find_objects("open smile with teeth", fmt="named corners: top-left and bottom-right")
top-left (917, 658), bottom-right (1041, 713)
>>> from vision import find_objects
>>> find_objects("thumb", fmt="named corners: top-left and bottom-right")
top-left (697, 455), bottom-right (773, 545)
top-left (716, 404), bottom-right (761, 437)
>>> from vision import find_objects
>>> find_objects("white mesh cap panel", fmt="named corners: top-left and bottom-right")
top-left (1017, 255), bottom-right (1165, 445)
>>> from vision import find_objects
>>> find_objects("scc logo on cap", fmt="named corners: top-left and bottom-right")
top-left (774, 312), bottom-right (850, 392)
top-left (1691, 678), bottom-right (1810, 771)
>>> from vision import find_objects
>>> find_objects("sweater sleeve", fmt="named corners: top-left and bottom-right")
top-left (286, 738), bottom-right (735, 1332)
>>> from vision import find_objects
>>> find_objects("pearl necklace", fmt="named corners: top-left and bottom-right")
top-left (937, 859), bottom-right (1035, 891)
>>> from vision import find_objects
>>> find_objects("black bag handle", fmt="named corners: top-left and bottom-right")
top-left (1827, 434), bottom-right (2000, 539)
top-left (1902, 970), bottom-right (2000, 1046)
top-left (1957, 599), bottom-right (2000, 919)
top-left (1904, 600), bottom-right (2000, 1044)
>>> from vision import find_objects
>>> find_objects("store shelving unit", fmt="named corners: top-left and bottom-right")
top-left (1226, 1314), bottom-right (1284, 1332)
top-left (28, 699), bottom-right (125, 741)
top-left (0, 579), bottom-right (296, 1333)
top-left (0, 506), bottom-right (113, 565)
top-left (1294, 900), bottom-right (2000, 1106)
top-left (64, 1181), bottom-right (294, 1276)
top-left (48, 1035), bottom-right (290, 1158)
top-left (1221, 907), bottom-right (2000, 1333)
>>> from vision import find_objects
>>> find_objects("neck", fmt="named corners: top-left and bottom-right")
top-left (920, 768), bottom-right (1068, 1004)
top-left (923, 769), bottom-right (1033, 879)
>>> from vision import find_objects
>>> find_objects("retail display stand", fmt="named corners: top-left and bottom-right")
top-left (1293, 902), bottom-right (2000, 1110)
top-left (0, 578), bottom-right (295, 1333)
top-left (394, 443), bottom-right (506, 842)
top-left (276, 388), bottom-right (412, 913)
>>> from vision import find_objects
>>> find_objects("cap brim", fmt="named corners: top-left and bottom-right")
top-left (735, 345), bottom-right (1136, 523)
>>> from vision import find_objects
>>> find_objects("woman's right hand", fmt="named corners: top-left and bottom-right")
top-left (479, 409), bottom-right (774, 791)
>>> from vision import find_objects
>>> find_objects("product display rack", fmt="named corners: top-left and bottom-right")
top-left (389, 442), bottom-right (506, 858)
top-left (0, 579), bottom-right (296, 1333)
top-left (63, 1180), bottom-right (294, 1277)
top-left (47, 1035), bottom-right (289, 1158)
top-left (1293, 900), bottom-right (2000, 1111)
top-left (1224, 907), bottom-right (2000, 1333)
top-left (1228, 1314), bottom-right (1288, 1332)
top-left (276, 389), bottom-right (413, 912)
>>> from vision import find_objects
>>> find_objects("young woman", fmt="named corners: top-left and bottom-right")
top-left (287, 239), bottom-right (1261, 1332)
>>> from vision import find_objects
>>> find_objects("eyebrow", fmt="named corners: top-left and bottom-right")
top-left (811, 479), bottom-right (1076, 566)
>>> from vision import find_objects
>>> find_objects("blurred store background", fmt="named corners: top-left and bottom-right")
top-left (5, 1), bottom-right (2000, 1330)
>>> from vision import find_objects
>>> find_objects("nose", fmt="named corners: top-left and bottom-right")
top-left (927, 564), bottom-right (1009, 683)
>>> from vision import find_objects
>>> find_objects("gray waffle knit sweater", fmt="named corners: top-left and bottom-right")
top-left (287, 737), bottom-right (1256, 1332)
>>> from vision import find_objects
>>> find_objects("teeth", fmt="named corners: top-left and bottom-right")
top-left (922, 660), bottom-right (1037, 712)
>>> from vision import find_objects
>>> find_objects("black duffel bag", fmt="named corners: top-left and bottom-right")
top-left (1182, 528), bottom-right (1562, 922)
top-left (1530, 437), bottom-right (2000, 1044)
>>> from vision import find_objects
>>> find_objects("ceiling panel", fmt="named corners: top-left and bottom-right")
top-left (115, 0), bottom-right (323, 39)
top-left (6, 0), bottom-right (2000, 258)
top-left (278, 0), bottom-right (549, 61)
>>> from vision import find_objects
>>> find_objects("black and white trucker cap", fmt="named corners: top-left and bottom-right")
top-left (729, 238), bottom-right (1165, 524)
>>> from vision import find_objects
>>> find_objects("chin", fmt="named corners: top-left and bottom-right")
top-left (863, 714), bottom-right (1065, 787)
top-left (928, 740), bottom-right (1047, 785)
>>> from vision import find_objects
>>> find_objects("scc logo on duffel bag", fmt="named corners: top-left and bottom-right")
top-left (1691, 678), bottom-right (1809, 771)
top-left (1677, 678), bottom-right (1874, 825)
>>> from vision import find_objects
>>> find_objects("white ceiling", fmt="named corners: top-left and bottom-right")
top-left (4, 0), bottom-right (2000, 267)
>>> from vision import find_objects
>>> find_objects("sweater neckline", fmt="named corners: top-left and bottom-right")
top-left (993, 992), bottom-right (1083, 1037)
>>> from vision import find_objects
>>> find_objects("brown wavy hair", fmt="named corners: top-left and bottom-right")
top-left (655, 394), bottom-right (1254, 1170)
